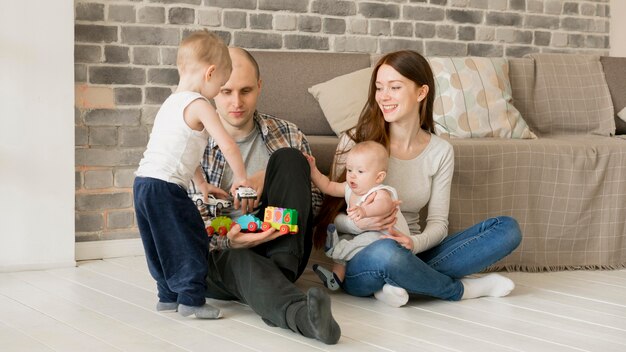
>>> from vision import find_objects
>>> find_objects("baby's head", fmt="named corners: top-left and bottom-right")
top-left (177, 30), bottom-right (232, 98)
top-left (345, 141), bottom-right (389, 196)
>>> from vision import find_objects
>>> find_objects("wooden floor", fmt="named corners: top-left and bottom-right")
top-left (1, 255), bottom-right (625, 352)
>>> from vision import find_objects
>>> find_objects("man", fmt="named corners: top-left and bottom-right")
top-left (191, 47), bottom-right (340, 345)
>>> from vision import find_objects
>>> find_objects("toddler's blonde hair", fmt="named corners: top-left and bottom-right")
top-left (177, 30), bottom-right (231, 74)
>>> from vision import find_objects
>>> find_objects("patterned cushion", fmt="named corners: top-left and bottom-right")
top-left (427, 57), bottom-right (536, 139)
top-left (527, 54), bottom-right (615, 136)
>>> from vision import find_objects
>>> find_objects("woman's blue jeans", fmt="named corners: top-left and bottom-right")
top-left (342, 216), bottom-right (522, 301)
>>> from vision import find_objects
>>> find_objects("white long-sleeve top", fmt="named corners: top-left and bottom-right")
top-left (333, 132), bottom-right (454, 254)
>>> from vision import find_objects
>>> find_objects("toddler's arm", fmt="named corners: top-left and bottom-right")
top-left (303, 153), bottom-right (345, 197)
top-left (187, 99), bottom-right (248, 195)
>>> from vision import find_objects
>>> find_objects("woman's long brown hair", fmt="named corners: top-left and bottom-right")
top-left (313, 50), bottom-right (436, 249)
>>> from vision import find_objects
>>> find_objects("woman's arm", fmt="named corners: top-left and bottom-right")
top-left (408, 144), bottom-right (454, 254)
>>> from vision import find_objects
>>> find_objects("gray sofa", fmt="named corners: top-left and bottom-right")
top-left (251, 51), bottom-right (626, 271)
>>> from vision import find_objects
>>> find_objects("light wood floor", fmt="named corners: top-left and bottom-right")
top-left (1, 255), bottom-right (625, 352)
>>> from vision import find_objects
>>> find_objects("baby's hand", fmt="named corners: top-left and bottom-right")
top-left (347, 205), bottom-right (367, 222)
top-left (302, 152), bottom-right (317, 170)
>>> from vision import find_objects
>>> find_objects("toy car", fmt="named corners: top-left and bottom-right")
top-left (263, 206), bottom-right (299, 234)
top-left (235, 214), bottom-right (264, 232)
top-left (192, 193), bottom-right (232, 209)
top-left (206, 216), bottom-right (233, 236)
top-left (236, 187), bottom-right (258, 200)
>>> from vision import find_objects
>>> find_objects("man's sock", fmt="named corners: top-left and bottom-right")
top-left (312, 264), bottom-right (341, 291)
top-left (325, 224), bottom-right (339, 254)
top-left (374, 284), bottom-right (409, 308)
top-left (156, 301), bottom-right (178, 312)
top-left (460, 273), bottom-right (515, 300)
top-left (178, 303), bottom-right (222, 319)
top-left (291, 287), bottom-right (341, 345)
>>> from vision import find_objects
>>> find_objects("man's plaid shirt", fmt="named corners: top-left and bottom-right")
top-left (200, 111), bottom-right (323, 251)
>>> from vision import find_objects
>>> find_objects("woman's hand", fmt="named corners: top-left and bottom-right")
top-left (350, 199), bottom-right (401, 231)
top-left (226, 224), bottom-right (280, 249)
top-left (381, 226), bottom-right (414, 251)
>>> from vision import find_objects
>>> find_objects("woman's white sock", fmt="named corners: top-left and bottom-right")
top-left (460, 273), bottom-right (515, 300)
top-left (374, 284), bottom-right (409, 307)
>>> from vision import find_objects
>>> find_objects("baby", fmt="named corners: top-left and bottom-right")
top-left (305, 141), bottom-right (409, 290)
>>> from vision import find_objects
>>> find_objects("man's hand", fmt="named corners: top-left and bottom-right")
top-left (226, 224), bottom-right (280, 249)
top-left (195, 181), bottom-right (230, 220)
top-left (381, 226), bottom-right (414, 251)
top-left (233, 170), bottom-right (265, 214)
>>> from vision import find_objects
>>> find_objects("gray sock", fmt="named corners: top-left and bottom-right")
top-left (156, 301), bottom-right (178, 312)
top-left (296, 287), bottom-right (341, 345)
top-left (178, 303), bottom-right (222, 319)
top-left (312, 264), bottom-right (341, 291)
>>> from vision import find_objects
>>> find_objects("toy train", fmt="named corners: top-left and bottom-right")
top-left (205, 206), bottom-right (298, 236)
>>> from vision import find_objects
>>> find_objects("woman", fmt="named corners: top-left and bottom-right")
top-left (314, 50), bottom-right (522, 307)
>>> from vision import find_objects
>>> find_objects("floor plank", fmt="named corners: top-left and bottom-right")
top-left (2, 259), bottom-right (626, 351)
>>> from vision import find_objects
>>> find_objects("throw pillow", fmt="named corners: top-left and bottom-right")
top-left (308, 67), bottom-right (373, 136)
top-left (427, 57), bottom-right (536, 139)
top-left (528, 54), bottom-right (615, 136)
top-left (600, 56), bottom-right (626, 135)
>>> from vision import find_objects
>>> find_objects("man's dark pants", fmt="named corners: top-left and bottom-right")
top-left (204, 148), bottom-right (314, 329)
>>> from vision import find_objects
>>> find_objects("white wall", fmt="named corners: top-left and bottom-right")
top-left (0, 1), bottom-right (76, 271)
top-left (611, 0), bottom-right (626, 57)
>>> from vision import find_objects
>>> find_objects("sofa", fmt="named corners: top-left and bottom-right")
top-left (250, 51), bottom-right (626, 272)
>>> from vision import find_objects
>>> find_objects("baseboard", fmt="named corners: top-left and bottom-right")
top-left (75, 238), bottom-right (144, 261)
top-left (0, 260), bottom-right (77, 273)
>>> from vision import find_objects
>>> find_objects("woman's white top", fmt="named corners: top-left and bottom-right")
top-left (334, 133), bottom-right (454, 254)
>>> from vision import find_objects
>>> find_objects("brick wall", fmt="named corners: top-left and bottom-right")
top-left (74, 0), bottom-right (611, 242)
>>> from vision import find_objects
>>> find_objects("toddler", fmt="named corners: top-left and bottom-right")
top-left (134, 30), bottom-right (248, 319)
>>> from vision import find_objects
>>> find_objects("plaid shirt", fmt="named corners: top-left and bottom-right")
top-left (202, 111), bottom-right (323, 252)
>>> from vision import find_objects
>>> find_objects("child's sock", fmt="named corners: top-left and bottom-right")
top-left (156, 301), bottom-right (178, 312)
top-left (374, 284), bottom-right (409, 308)
top-left (312, 264), bottom-right (341, 291)
top-left (292, 287), bottom-right (341, 345)
top-left (460, 273), bottom-right (515, 300)
top-left (178, 303), bottom-right (222, 319)
top-left (325, 224), bottom-right (339, 254)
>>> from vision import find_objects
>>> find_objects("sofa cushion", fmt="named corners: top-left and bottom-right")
top-left (427, 57), bottom-right (536, 139)
top-left (308, 67), bottom-right (373, 136)
top-left (600, 56), bottom-right (626, 135)
top-left (526, 54), bottom-right (615, 136)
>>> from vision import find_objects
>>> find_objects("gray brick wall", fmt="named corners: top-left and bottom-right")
top-left (74, 0), bottom-right (611, 242)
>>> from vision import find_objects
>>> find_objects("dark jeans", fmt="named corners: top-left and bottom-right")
top-left (134, 176), bottom-right (209, 306)
top-left (204, 148), bottom-right (314, 329)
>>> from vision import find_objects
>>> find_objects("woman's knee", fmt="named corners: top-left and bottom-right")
top-left (359, 239), bottom-right (408, 268)
top-left (496, 216), bottom-right (522, 251)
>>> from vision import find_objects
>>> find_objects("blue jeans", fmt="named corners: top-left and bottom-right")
top-left (342, 216), bottom-right (522, 301)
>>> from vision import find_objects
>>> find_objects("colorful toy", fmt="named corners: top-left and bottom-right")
top-left (263, 206), bottom-right (299, 234)
top-left (236, 214), bottom-right (264, 232)
top-left (206, 216), bottom-right (233, 236)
